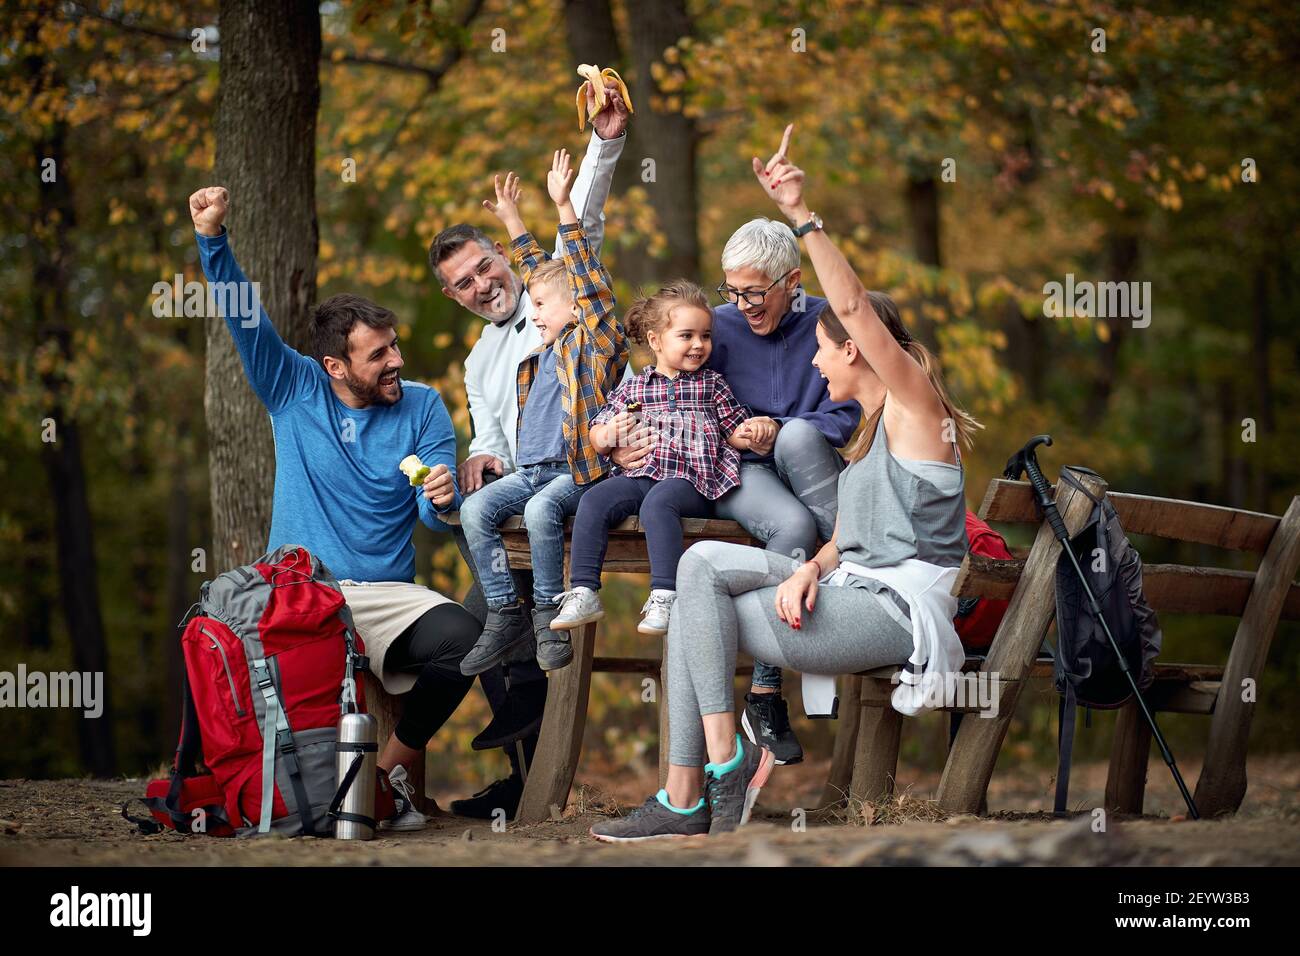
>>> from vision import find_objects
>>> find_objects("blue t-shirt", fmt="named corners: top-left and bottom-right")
top-left (197, 228), bottom-right (461, 583)
top-left (516, 347), bottom-right (567, 466)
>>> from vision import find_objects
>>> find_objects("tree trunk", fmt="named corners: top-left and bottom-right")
top-left (1084, 232), bottom-right (1139, 422)
top-left (1249, 263), bottom-right (1274, 508)
top-left (163, 437), bottom-right (194, 750)
top-left (206, 0), bottom-right (321, 571)
top-left (905, 172), bottom-right (941, 351)
top-left (18, 522), bottom-right (53, 651)
top-left (624, 0), bottom-right (699, 283)
top-left (563, 0), bottom-right (621, 71)
top-left (27, 37), bottom-right (117, 776)
top-left (563, 0), bottom-right (645, 286)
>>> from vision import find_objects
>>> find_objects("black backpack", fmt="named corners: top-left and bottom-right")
top-left (1050, 467), bottom-right (1163, 814)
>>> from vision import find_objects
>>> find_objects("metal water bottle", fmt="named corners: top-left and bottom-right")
top-left (333, 711), bottom-right (378, 840)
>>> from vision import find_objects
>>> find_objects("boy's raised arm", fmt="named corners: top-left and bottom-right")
top-left (485, 171), bottom-right (548, 286)
top-left (189, 186), bottom-right (316, 414)
top-left (549, 150), bottom-right (619, 344)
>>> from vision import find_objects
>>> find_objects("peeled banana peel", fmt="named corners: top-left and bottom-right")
top-left (575, 64), bottom-right (634, 131)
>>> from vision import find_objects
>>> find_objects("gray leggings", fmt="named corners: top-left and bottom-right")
top-left (714, 417), bottom-right (843, 559)
top-left (666, 540), bottom-right (914, 766)
top-left (714, 417), bottom-right (846, 690)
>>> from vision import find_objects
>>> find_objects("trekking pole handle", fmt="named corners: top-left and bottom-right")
top-left (1020, 436), bottom-right (1070, 541)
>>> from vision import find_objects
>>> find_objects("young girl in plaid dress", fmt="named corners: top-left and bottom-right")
top-left (551, 280), bottom-right (768, 638)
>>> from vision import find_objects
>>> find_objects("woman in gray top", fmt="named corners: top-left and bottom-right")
top-left (592, 124), bottom-right (982, 842)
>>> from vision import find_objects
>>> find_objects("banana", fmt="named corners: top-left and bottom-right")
top-left (575, 64), bottom-right (634, 131)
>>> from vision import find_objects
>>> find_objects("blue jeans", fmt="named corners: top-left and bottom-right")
top-left (459, 462), bottom-right (588, 610)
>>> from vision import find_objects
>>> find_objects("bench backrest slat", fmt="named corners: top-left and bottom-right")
top-left (979, 479), bottom-right (1280, 553)
top-left (957, 558), bottom-right (1300, 621)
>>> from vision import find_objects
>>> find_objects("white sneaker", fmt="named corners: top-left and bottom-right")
top-left (380, 764), bottom-right (429, 832)
top-left (551, 587), bottom-right (605, 631)
top-left (637, 589), bottom-right (676, 636)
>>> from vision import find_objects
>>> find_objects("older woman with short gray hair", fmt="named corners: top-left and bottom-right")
top-left (708, 215), bottom-right (859, 761)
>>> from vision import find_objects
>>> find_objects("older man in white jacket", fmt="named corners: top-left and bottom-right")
top-left (428, 79), bottom-right (630, 820)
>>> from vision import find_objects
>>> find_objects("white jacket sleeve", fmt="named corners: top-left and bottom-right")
top-left (464, 354), bottom-right (511, 464)
top-left (554, 130), bottom-right (626, 260)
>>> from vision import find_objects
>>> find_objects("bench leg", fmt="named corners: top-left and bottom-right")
top-left (936, 679), bottom-right (1023, 815)
top-left (821, 676), bottom-right (862, 807)
top-left (849, 695), bottom-right (902, 804)
top-left (1195, 497), bottom-right (1300, 817)
top-left (365, 673), bottom-right (432, 814)
top-left (1105, 698), bottom-right (1152, 815)
top-left (515, 620), bottom-right (597, 824)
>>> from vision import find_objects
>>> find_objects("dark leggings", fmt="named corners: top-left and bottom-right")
top-left (569, 476), bottom-right (711, 592)
top-left (384, 603), bottom-right (478, 750)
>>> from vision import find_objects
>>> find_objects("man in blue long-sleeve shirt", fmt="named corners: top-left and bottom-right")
top-left (706, 216), bottom-right (862, 766)
top-left (191, 185), bottom-right (478, 830)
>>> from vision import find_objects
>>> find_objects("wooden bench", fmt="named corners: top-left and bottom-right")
top-left (830, 468), bottom-right (1300, 818)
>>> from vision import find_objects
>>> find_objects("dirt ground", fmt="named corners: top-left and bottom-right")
top-left (2, 753), bottom-right (1297, 867)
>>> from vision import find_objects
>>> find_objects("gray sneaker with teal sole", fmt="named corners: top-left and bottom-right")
top-left (704, 734), bottom-right (774, 836)
top-left (590, 791), bottom-right (709, 843)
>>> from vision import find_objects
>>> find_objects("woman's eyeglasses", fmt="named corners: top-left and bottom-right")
top-left (715, 269), bottom-right (794, 307)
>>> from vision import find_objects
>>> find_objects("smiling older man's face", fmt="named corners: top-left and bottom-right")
top-left (721, 266), bottom-right (800, 337)
top-left (439, 240), bottom-right (522, 322)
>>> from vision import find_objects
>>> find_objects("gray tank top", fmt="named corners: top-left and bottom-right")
top-left (836, 414), bottom-right (968, 570)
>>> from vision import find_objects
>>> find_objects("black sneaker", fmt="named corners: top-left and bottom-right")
top-left (533, 605), bottom-right (572, 671)
top-left (704, 733), bottom-right (774, 836)
top-left (450, 775), bottom-right (523, 820)
top-left (459, 600), bottom-right (533, 676)
top-left (741, 690), bottom-right (804, 765)
top-left (471, 677), bottom-right (546, 751)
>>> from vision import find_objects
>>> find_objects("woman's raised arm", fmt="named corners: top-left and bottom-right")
top-left (752, 126), bottom-right (944, 423)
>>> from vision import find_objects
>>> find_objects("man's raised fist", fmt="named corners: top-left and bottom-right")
top-left (189, 186), bottom-right (230, 237)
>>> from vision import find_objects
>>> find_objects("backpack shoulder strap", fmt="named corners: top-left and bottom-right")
top-left (1058, 467), bottom-right (1105, 508)
top-left (1054, 683), bottom-right (1078, 817)
top-left (249, 657), bottom-right (317, 837)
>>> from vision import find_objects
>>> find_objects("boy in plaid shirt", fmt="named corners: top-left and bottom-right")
top-left (458, 149), bottom-right (629, 674)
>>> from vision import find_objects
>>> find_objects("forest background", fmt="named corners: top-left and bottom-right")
top-left (2, 0), bottom-right (1296, 789)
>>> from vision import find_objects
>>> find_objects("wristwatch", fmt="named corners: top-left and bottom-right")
top-left (792, 212), bottom-right (823, 238)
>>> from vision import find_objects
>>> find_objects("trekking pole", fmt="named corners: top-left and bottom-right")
top-left (1009, 435), bottom-right (1199, 820)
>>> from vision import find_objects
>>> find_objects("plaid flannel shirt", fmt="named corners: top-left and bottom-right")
top-left (513, 221), bottom-right (629, 486)
top-left (592, 366), bottom-right (750, 500)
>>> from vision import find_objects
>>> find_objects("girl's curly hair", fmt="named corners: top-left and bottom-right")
top-left (624, 279), bottom-right (711, 347)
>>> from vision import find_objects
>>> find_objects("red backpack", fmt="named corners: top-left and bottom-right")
top-left (954, 510), bottom-right (1014, 652)
top-left (125, 545), bottom-right (370, 838)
